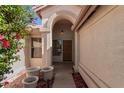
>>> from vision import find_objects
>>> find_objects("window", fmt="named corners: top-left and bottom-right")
top-left (31, 38), bottom-right (42, 58)
top-left (53, 40), bottom-right (62, 56)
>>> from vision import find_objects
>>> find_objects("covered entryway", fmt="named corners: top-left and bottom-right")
top-left (52, 19), bottom-right (74, 63)
top-left (32, 5), bottom-right (83, 87)
top-left (52, 19), bottom-right (75, 87)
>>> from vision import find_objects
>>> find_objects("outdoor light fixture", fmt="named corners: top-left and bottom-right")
top-left (60, 29), bottom-right (64, 35)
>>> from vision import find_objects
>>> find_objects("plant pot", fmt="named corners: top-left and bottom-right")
top-left (26, 67), bottom-right (40, 77)
top-left (22, 76), bottom-right (39, 88)
top-left (41, 66), bottom-right (54, 81)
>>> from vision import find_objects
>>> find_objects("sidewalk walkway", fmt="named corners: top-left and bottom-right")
top-left (53, 62), bottom-right (76, 88)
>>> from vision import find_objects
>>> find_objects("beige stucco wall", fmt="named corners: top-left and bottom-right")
top-left (78, 6), bottom-right (124, 87)
top-left (27, 31), bottom-right (49, 68)
top-left (40, 5), bottom-right (81, 28)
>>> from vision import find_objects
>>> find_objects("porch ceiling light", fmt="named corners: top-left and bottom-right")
top-left (60, 29), bottom-right (64, 35)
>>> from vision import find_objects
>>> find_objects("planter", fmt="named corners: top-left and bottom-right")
top-left (41, 66), bottom-right (54, 81)
top-left (26, 67), bottom-right (40, 77)
top-left (22, 76), bottom-right (39, 88)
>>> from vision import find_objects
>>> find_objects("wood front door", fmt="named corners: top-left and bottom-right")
top-left (63, 40), bottom-right (72, 61)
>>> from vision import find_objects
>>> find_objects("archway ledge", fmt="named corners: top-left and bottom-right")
top-left (47, 11), bottom-right (77, 30)
top-left (27, 25), bottom-right (50, 33)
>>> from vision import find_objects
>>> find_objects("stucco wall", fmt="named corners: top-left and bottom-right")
top-left (78, 6), bottom-right (124, 87)
top-left (40, 5), bottom-right (81, 27)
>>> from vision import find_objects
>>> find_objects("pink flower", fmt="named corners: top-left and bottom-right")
top-left (15, 34), bottom-right (21, 39)
top-left (3, 81), bottom-right (9, 87)
top-left (0, 35), bottom-right (4, 40)
top-left (2, 40), bottom-right (10, 48)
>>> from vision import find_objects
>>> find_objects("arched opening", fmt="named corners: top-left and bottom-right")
top-left (52, 19), bottom-right (75, 65)
top-left (51, 19), bottom-right (76, 87)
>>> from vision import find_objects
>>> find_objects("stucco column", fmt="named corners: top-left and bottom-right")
top-left (74, 31), bottom-right (79, 72)
top-left (42, 32), bottom-right (52, 67)
top-left (24, 37), bottom-right (31, 67)
top-left (46, 33), bottom-right (52, 66)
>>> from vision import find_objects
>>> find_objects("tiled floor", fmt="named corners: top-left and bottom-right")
top-left (53, 62), bottom-right (76, 88)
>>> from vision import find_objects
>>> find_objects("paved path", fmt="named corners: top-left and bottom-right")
top-left (53, 62), bottom-right (76, 88)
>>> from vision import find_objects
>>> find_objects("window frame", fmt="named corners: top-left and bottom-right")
top-left (31, 37), bottom-right (42, 58)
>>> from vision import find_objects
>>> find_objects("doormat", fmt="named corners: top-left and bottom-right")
top-left (72, 72), bottom-right (88, 88)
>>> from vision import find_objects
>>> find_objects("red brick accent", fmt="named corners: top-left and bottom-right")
top-left (5, 70), bottom-right (26, 88)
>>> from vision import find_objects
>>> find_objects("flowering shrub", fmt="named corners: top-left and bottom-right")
top-left (0, 80), bottom-right (10, 88)
top-left (0, 5), bottom-right (33, 86)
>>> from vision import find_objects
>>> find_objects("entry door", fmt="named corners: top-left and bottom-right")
top-left (63, 40), bottom-right (72, 61)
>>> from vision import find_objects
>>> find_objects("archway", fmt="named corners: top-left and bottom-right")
top-left (45, 11), bottom-right (78, 71)
top-left (52, 19), bottom-right (76, 88)
top-left (52, 19), bottom-right (75, 64)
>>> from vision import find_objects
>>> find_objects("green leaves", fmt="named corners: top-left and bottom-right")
top-left (0, 5), bottom-right (32, 33)
top-left (0, 5), bottom-right (33, 83)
